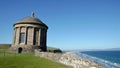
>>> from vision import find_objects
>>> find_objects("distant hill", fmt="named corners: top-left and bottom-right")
top-left (0, 44), bottom-right (11, 46)
top-left (72, 48), bottom-right (120, 52)
top-left (47, 47), bottom-right (62, 53)
top-left (106, 48), bottom-right (120, 51)
top-left (0, 44), bottom-right (11, 49)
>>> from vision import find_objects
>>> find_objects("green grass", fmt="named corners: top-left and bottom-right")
top-left (47, 47), bottom-right (60, 50)
top-left (0, 51), bottom-right (72, 68)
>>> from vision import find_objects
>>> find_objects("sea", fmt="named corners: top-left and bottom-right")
top-left (76, 50), bottom-right (120, 68)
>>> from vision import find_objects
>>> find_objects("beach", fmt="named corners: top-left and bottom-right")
top-left (35, 50), bottom-right (103, 68)
top-left (59, 52), bottom-right (103, 68)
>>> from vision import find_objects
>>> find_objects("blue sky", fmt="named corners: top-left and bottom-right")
top-left (0, 0), bottom-right (120, 50)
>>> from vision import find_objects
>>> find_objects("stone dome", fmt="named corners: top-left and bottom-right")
top-left (14, 13), bottom-right (48, 28)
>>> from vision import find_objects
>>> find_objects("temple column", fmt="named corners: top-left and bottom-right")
top-left (24, 27), bottom-right (28, 45)
top-left (12, 28), bottom-right (16, 45)
top-left (32, 27), bottom-right (35, 45)
top-left (45, 30), bottom-right (47, 46)
top-left (43, 29), bottom-right (46, 46)
top-left (38, 29), bottom-right (41, 45)
top-left (17, 27), bottom-right (21, 44)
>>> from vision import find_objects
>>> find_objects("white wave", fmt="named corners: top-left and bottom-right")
top-left (75, 52), bottom-right (120, 68)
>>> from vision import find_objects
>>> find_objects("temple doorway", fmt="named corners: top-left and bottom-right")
top-left (18, 47), bottom-right (22, 53)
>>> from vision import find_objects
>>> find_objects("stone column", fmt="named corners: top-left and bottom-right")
top-left (38, 29), bottom-right (41, 45)
top-left (44, 30), bottom-right (47, 51)
top-left (32, 27), bottom-right (35, 45)
top-left (13, 28), bottom-right (15, 45)
top-left (25, 27), bottom-right (28, 45)
top-left (41, 29), bottom-right (43, 46)
top-left (12, 28), bottom-right (16, 45)
top-left (16, 27), bottom-right (21, 44)
top-left (45, 30), bottom-right (47, 46)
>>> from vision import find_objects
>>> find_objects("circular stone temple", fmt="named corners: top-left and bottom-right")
top-left (10, 12), bottom-right (48, 53)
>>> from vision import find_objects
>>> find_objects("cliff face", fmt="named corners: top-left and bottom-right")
top-left (35, 49), bottom-right (103, 68)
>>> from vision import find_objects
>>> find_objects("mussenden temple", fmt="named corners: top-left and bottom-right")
top-left (10, 12), bottom-right (48, 53)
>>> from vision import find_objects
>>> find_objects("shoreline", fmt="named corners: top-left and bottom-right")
top-left (77, 51), bottom-right (120, 68)
top-left (59, 51), bottom-right (103, 68)
top-left (35, 50), bottom-right (103, 68)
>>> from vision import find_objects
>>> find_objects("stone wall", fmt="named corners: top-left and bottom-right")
top-left (35, 49), bottom-right (61, 61)
top-left (9, 45), bottom-right (39, 53)
top-left (34, 49), bottom-right (104, 68)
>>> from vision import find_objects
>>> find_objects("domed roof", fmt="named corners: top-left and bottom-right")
top-left (14, 12), bottom-right (48, 28)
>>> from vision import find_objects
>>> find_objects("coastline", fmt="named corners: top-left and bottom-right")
top-left (35, 50), bottom-right (103, 68)
top-left (77, 51), bottom-right (120, 68)
top-left (59, 51), bottom-right (103, 68)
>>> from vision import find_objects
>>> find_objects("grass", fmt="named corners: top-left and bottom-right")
top-left (0, 48), bottom-right (72, 68)
top-left (47, 47), bottom-right (60, 50)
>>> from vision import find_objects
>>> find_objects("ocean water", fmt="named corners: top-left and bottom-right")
top-left (76, 50), bottom-right (120, 68)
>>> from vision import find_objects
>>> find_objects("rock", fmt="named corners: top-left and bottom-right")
top-left (34, 50), bottom-right (104, 68)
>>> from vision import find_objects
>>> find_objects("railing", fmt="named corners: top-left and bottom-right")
top-left (0, 49), bottom-right (18, 57)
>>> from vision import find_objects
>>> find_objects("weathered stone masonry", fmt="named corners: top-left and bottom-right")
top-left (10, 12), bottom-right (48, 53)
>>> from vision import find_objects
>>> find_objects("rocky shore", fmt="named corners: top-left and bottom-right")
top-left (35, 50), bottom-right (103, 68)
